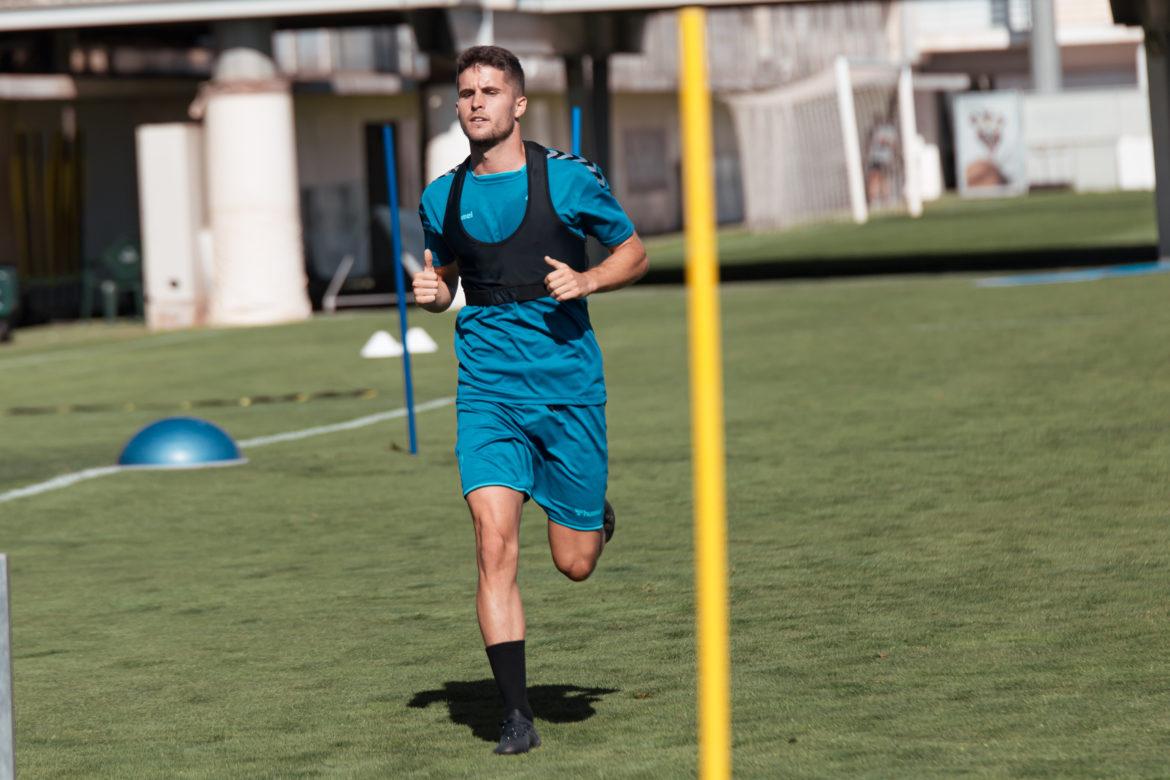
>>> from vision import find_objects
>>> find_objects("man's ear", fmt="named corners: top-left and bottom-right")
top-left (514, 94), bottom-right (528, 120)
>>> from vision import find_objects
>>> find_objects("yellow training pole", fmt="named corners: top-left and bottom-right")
top-left (679, 7), bottom-right (731, 779)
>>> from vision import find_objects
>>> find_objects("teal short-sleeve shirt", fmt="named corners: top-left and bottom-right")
top-left (419, 149), bottom-right (635, 406)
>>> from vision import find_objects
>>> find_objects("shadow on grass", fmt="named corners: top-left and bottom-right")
top-left (409, 680), bottom-right (619, 742)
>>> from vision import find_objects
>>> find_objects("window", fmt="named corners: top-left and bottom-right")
top-left (622, 127), bottom-right (669, 193)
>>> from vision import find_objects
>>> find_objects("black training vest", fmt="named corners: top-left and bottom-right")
top-left (441, 141), bottom-right (588, 306)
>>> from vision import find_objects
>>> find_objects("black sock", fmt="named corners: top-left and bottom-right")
top-left (485, 640), bottom-right (533, 720)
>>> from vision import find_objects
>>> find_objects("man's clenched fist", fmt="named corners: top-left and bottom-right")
top-left (544, 256), bottom-right (595, 302)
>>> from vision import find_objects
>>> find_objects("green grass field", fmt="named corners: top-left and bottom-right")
top-left (644, 191), bottom-right (1158, 269)
top-left (4, 268), bottom-right (1170, 777)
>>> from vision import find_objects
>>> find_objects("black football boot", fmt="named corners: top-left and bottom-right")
top-left (493, 709), bottom-right (541, 755)
top-left (603, 499), bottom-right (616, 543)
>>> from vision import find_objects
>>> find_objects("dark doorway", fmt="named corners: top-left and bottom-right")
top-left (364, 121), bottom-right (403, 295)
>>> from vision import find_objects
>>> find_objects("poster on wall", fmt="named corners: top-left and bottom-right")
top-left (953, 91), bottom-right (1026, 198)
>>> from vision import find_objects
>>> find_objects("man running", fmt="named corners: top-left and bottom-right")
top-left (413, 45), bottom-right (647, 755)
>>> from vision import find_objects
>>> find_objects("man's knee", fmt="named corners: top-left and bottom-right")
top-left (476, 529), bottom-right (517, 572)
top-left (555, 556), bottom-right (596, 582)
top-left (471, 504), bottom-right (519, 576)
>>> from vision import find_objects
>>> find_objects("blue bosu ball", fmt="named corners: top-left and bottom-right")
top-left (118, 417), bottom-right (245, 469)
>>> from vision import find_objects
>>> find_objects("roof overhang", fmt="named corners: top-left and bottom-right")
top-left (0, 0), bottom-right (800, 33)
top-left (0, 0), bottom-right (447, 32)
top-left (511, 0), bottom-right (790, 9)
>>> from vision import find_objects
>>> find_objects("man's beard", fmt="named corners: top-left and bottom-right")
top-left (467, 117), bottom-right (516, 152)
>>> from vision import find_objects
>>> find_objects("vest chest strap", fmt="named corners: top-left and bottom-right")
top-left (464, 282), bottom-right (549, 307)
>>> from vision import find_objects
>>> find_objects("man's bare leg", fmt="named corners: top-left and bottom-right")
top-left (547, 521), bottom-right (604, 582)
top-left (466, 486), bottom-right (525, 644)
top-left (466, 486), bottom-right (539, 754)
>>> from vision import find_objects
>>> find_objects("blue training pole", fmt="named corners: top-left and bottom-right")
top-left (382, 124), bottom-right (418, 455)
top-left (571, 106), bottom-right (582, 156)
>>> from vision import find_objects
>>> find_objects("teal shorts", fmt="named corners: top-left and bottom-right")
top-left (456, 399), bottom-right (608, 531)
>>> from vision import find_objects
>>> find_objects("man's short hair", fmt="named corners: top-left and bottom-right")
top-left (455, 45), bottom-right (525, 95)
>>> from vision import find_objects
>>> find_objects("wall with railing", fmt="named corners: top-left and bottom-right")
top-left (1022, 88), bottom-right (1152, 191)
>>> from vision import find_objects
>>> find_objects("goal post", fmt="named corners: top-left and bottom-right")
top-left (839, 57), bottom-right (924, 223)
top-left (898, 64), bottom-right (924, 218)
top-left (835, 55), bottom-right (869, 225)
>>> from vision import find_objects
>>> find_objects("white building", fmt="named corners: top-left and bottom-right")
top-left (908, 0), bottom-right (1150, 195)
top-left (0, 0), bottom-right (1156, 325)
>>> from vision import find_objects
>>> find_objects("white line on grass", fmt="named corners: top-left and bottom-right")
top-left (0, 313), bottom-right (381, 370)
top-left (0, 329), bottom-right (228, 370)
top-left (0, 397), bottom-right (455, 505)
top-left (0, 466), bottom-right (124, 504)
top-left (236, 397), bottom-right (454, 447)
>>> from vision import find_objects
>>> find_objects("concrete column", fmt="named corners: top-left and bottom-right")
top-left (1143, 30), bottom-right (1170, 259)
top-left (1030, 0), bottom-right (1062, 93)
top-left (213, 19), bottom-right (278, 80)
top-left (204, 18), bottom-right (311, 326)
top-left (590, 54), bottom-right (612, 181)
top-left (563, 54), bottom-right (612, 179)
top-left (136, 123), bottom-right (208, 330)
top-left (423, 84), bottom-right (468, 183)
top-left (564, 55), bottom-right (611, 264)
top-left (564, 56), bottom-right (592, 156)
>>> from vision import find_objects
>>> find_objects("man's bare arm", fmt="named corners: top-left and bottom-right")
top-left (543, 232), bottom-right (649, 302)
top-left (412, 249), bottom-right (460, 312)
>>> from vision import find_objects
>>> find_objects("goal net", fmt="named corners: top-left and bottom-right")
top-left (727, 57), bottom-right (921, 231)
